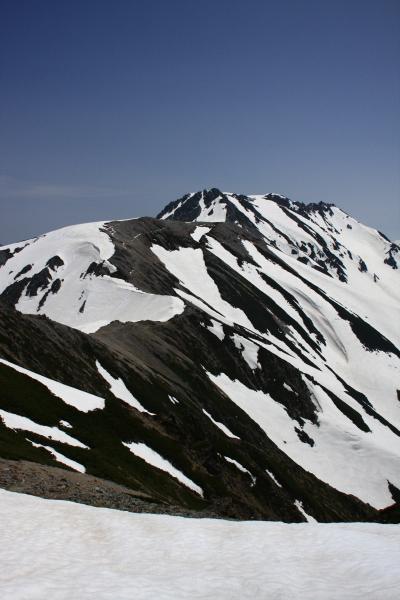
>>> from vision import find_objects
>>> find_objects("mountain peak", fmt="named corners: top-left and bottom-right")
top-left (157, 189), bottom-right (338, 225)
top-left (157, 188), bottom-right (227, 222)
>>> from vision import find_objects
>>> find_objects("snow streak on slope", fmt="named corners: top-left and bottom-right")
top-left (1, 489), bottom-right (399, 600)
top-left (0, 221), bottom-right (184, 333)
top-left (123, 442), bottom-right (203, 496)
top-left (96, 361), bottom-right (153, 414)
top-left (202, 409), bottom-right (239, 439)
top-left (29, 442), bottom-right (86, 473)
top-left (223, 455), bottom-right (256, 486)
top-left (0, 358), bottom-right (105, 412)
top-left (0, 409), bottom-right (88, 448)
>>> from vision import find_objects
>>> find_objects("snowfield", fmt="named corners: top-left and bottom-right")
top-left (1, 489), bottom-right (399, 600)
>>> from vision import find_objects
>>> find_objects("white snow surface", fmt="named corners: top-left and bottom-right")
top-left (0, 358), bottom-right (105, 412)
top-left (0, 221), bottom-right (184, 333)
top-left (190, 226), bottom-right (211, 242)
top-left (205, 319), bottom-right (225, 340)
top-left (195, 191), bottom-right (227, 222)
top-left (123, 441), bottom-right (203, 496)
top-left (1, 489), bottom-right (399, 600)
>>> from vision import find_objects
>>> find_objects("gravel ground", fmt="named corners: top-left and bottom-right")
top-left (0, 458), bottom-right (219, 518)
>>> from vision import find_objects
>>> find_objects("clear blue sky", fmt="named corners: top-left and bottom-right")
top-left (1, 0), bottom-right (399, 243)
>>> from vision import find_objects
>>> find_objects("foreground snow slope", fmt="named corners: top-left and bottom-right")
top-left (0, 490), bottom-right (399, 600)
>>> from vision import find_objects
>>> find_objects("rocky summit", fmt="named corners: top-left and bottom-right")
top-left (0, 188), bottom-right (399, 522)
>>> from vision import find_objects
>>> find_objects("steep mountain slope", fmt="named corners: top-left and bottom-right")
top-left (0, 188), bottom-right (399, 521)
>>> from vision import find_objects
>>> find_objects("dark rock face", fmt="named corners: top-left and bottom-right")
top-left (46, 256), bottom-right (64, 271)
top-left (37, 278), bottom-right (62, 310)
top-left (14, 264), bottom-right (32, 279)
top-left (0, 278), bottom-right (29, 305)
top-left (0, 248), bottom-right (13, 267)
top-left (0, 247), bottom-right (20, 267)
top-left (157, 192), bottom-right (202, 221)
top-left (26, 268), bottom-right (52, 297)
top-left (384, 243), bottom-right (399, 269)
top-left (157, 189), bottom-right (228, 222)
top-left (83, 261), bottom-right (114, 278)
top-left (359, 258), bottom-right (368, 272)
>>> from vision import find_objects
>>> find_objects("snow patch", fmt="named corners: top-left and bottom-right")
top-left (0, 358), bottom-right (105, 413)
top-left (294, 500), bottom-right (317, 523)
top-left (29, 441), bottom-right (85, 473)
top-left (123, 441), bottom-right (203, 496)
top-left (191, 226), bottom-right (211, 242)
top-left (0, 409), bottom-right (88, 448)
top-left (195, 193), bottom-right (227, 222)
top-left (96, 361), bottom-right (153, 415)
top-left (205, 319), bottom-right (225, 341)
top-left (232, 334), bottom-right (260, 370)
top-left (266, 469), bottom-right (283, 488)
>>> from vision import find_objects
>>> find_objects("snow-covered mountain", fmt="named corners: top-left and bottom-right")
top-left (0, 188), bottom-right (399, 522)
